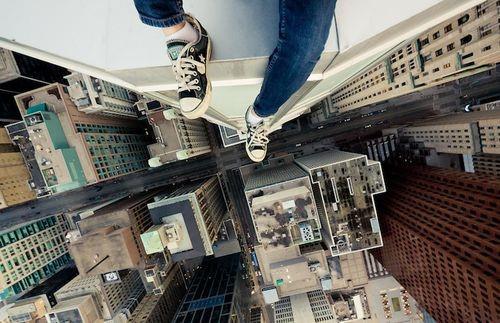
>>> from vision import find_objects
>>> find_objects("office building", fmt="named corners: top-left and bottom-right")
top-left (295, 151), bottom-right (386, 256)
top-left (144, 176), bottom-right (228, 261)
top-left (53, 269), bottom-right (145, 321)
top-left (0, 48), bottom-right (68, 121)
top-left (363, 275), bottom-right (425, 322)
top-left (243, 162), bottom-right (322, 249)
top-left (146, 107), bottom-right (211, 167)
top-left (65, 71), bottom-right (139, 118)
top-left (273, 289), bottom-right (335, 323)
top-left (130, 264), bottom-right (186, 323)
top-left (328, 252), bottom-right (369, 291)
top-left (68, 191), bottom-right (159, 276)
top-left (0, 127), bottom-right (35, 208)
top-left (389, 110), bottom-right (500, 155)
top-left (13, 83), bottom-right (150, 192)
top-left (4, 295), bottom-right (51, 323)
top-left (242, 159), bottom-right (335, 301)
top-left (330, 288), bottom-right (371, 321)
top-left (310, 0), bottom-right (500, 123)
top-left (0, 214), bottom-right (72, 302)
top-left (372, 164), bottom-right (499, 323)
top-left (473, 153), bottom-right (500, 177)
top-left (173, 252), bottom-right (248, 323)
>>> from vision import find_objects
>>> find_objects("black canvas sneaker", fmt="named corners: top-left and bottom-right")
top-left (166, 14), bottom-right (211, 119)
top-left (245, 106), bottom-right (269, 163)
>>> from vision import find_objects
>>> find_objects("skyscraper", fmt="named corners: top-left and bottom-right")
top-left (65, 72), bottom-right (140, 118)
top-left (372, 164), bottom-right (499, 323)
top-left (0, 48), bottom-right (69, 121)
top-left (130, 263), bottom-right (186, 323)
top-left (386, 110), bottom-right (500, 155)
top-left (145, 107), bottom-right (211, 167)
top-left (0, 214), bottom-right (72, 301)
top-left (173, 253), bottom-right (248, 323)
top-left (144, 176), bottom-right (228, 262)
top-left (67, 191), bottom-right (159, 276)
top-left (310, 0), bottom-right (500, 123)
top-left (0, 127), bottom-right (35, 208)
top-left (13, 83), bottom-right (150, 193)
top-left (295, 151), bottom-right (386, 256)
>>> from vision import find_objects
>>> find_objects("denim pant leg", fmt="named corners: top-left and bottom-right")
top-left (253, 0), bottom-right (336, 117)
top-left (133, 0), bottom-right (185, 28)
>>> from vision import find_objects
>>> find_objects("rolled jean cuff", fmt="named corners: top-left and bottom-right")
top-left (253, 102), bottom-right (273, 118)
top-left (139, 13), bottom-right (185, 28)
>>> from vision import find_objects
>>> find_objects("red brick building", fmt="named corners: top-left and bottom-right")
top-left (372, 164), bottom-right (499, 323)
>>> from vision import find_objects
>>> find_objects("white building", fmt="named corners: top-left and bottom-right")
top-left (65, 72), bottom-right (139, 118)
top-left (310, 0), bottom-right (500, 123)
top-left (295, 151), bottom-right (386, 256)
top-left (0, 0), bottom-right (487, 133)
top-left (274, 290), bottom-right (335, 323)
top-left (146, 108), bottom-right (211, 167)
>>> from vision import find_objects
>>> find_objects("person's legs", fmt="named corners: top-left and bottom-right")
top-left (245, 0), bottom-right (336, 162)
top-left (133, 0), bottom-right (212, 119)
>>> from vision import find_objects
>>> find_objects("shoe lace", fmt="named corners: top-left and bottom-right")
top-left (172, 46), bottom-right (205, 93)
top-left (248, 123), bottom-right (269, 148)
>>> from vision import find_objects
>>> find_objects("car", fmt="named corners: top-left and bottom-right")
top-left (364, 124), bottom-right (373, 128)
top-left (295, 143), bottom-right (302, 147)
top-left (317, 125), bottom-right (324, 129)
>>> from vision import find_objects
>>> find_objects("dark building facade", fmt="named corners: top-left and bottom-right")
top-left (0, 48), bottom-right (69, 121)
top-left (372, 164), bottom-right (499, 323)
top-left (174, 253), bottom-right (248, 323)
top-left (130, 264), bottom-right (186, 323)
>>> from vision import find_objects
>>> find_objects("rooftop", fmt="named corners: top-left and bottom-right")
top-left (296, 151), bottom-right (386, 255)
top-left (256, 245), bottom-right (330, 298)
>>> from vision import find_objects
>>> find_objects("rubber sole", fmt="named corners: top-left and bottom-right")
top-left (180, 37), bottom-right (212, 120)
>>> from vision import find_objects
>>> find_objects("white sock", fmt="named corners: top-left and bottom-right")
top-left (165, 22), bottom-right (198, 43)
top-left (247, 106), bottom-right (264, 126)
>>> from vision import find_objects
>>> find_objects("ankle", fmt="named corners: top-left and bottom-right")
top-left (246, 106), bottom-right (264, 126)
top-left (162, 22), bottom-right (186, 37)
top-left (164, 21), bottom-right (198, 43)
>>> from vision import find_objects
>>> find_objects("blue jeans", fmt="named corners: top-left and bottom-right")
top-left (134, 0), bottom-right (335, 117)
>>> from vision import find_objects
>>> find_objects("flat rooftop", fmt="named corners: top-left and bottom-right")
top-left (255, 245), bottom-right (330, 297)
top-left (296, 151), bottom-right (386, 256)
top-left (245, 164), bottom-right (322, 249)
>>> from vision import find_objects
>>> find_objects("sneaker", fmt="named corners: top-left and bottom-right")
top-left (245, 106), bottom-right (269, 162)
top-left (167, 14), bottom-right (211, 119)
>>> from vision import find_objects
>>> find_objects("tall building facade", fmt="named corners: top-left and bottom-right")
top-left (0, 127), bottom-right (35, 208)
top-left (473, 153), bottom-right (500, 177)
top-left (173, 253), bottom-right (247, 323)
top-left (391, 110), bottom-right (500, 155)
top-left (310, 0), bottom-right (500, 123)
top-left (144, 176), bottom-right (228, 261)
top-left (13, 83), bottom-right (150, 192)
top-left (67, 191), bottom-right (158, 276)
top-left (146, 107), bottom-right (211, 167)
top-left (65, 72), bottom-right (139, 118)
top-left (274, 289), bottom-right (335, 323)
top-left (0, 214), bottom-right (72, 301)
top-left (372, 164), bottom-right (499, 323)
top-left (130, 263), bottom-right (186, 323)
top-left (0, 48), bottom-right (69, 121)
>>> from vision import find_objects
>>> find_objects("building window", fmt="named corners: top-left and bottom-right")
top-left (421, 37), bottom-right (430, 46)
top-left (482, 45), bottom-right (492, 52)
top-left (444, 24), bottom-right (453, 33)
top-left (435, 49), bottom-right (443, 57)
top-left (433, 31), bottom-right (440, 39)
top-left (460, 34), bottom-right (472, 45)
top-left (458, 14), bottom-right (470, 26)
top-left (447, 43), bottom-right (455, 51)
